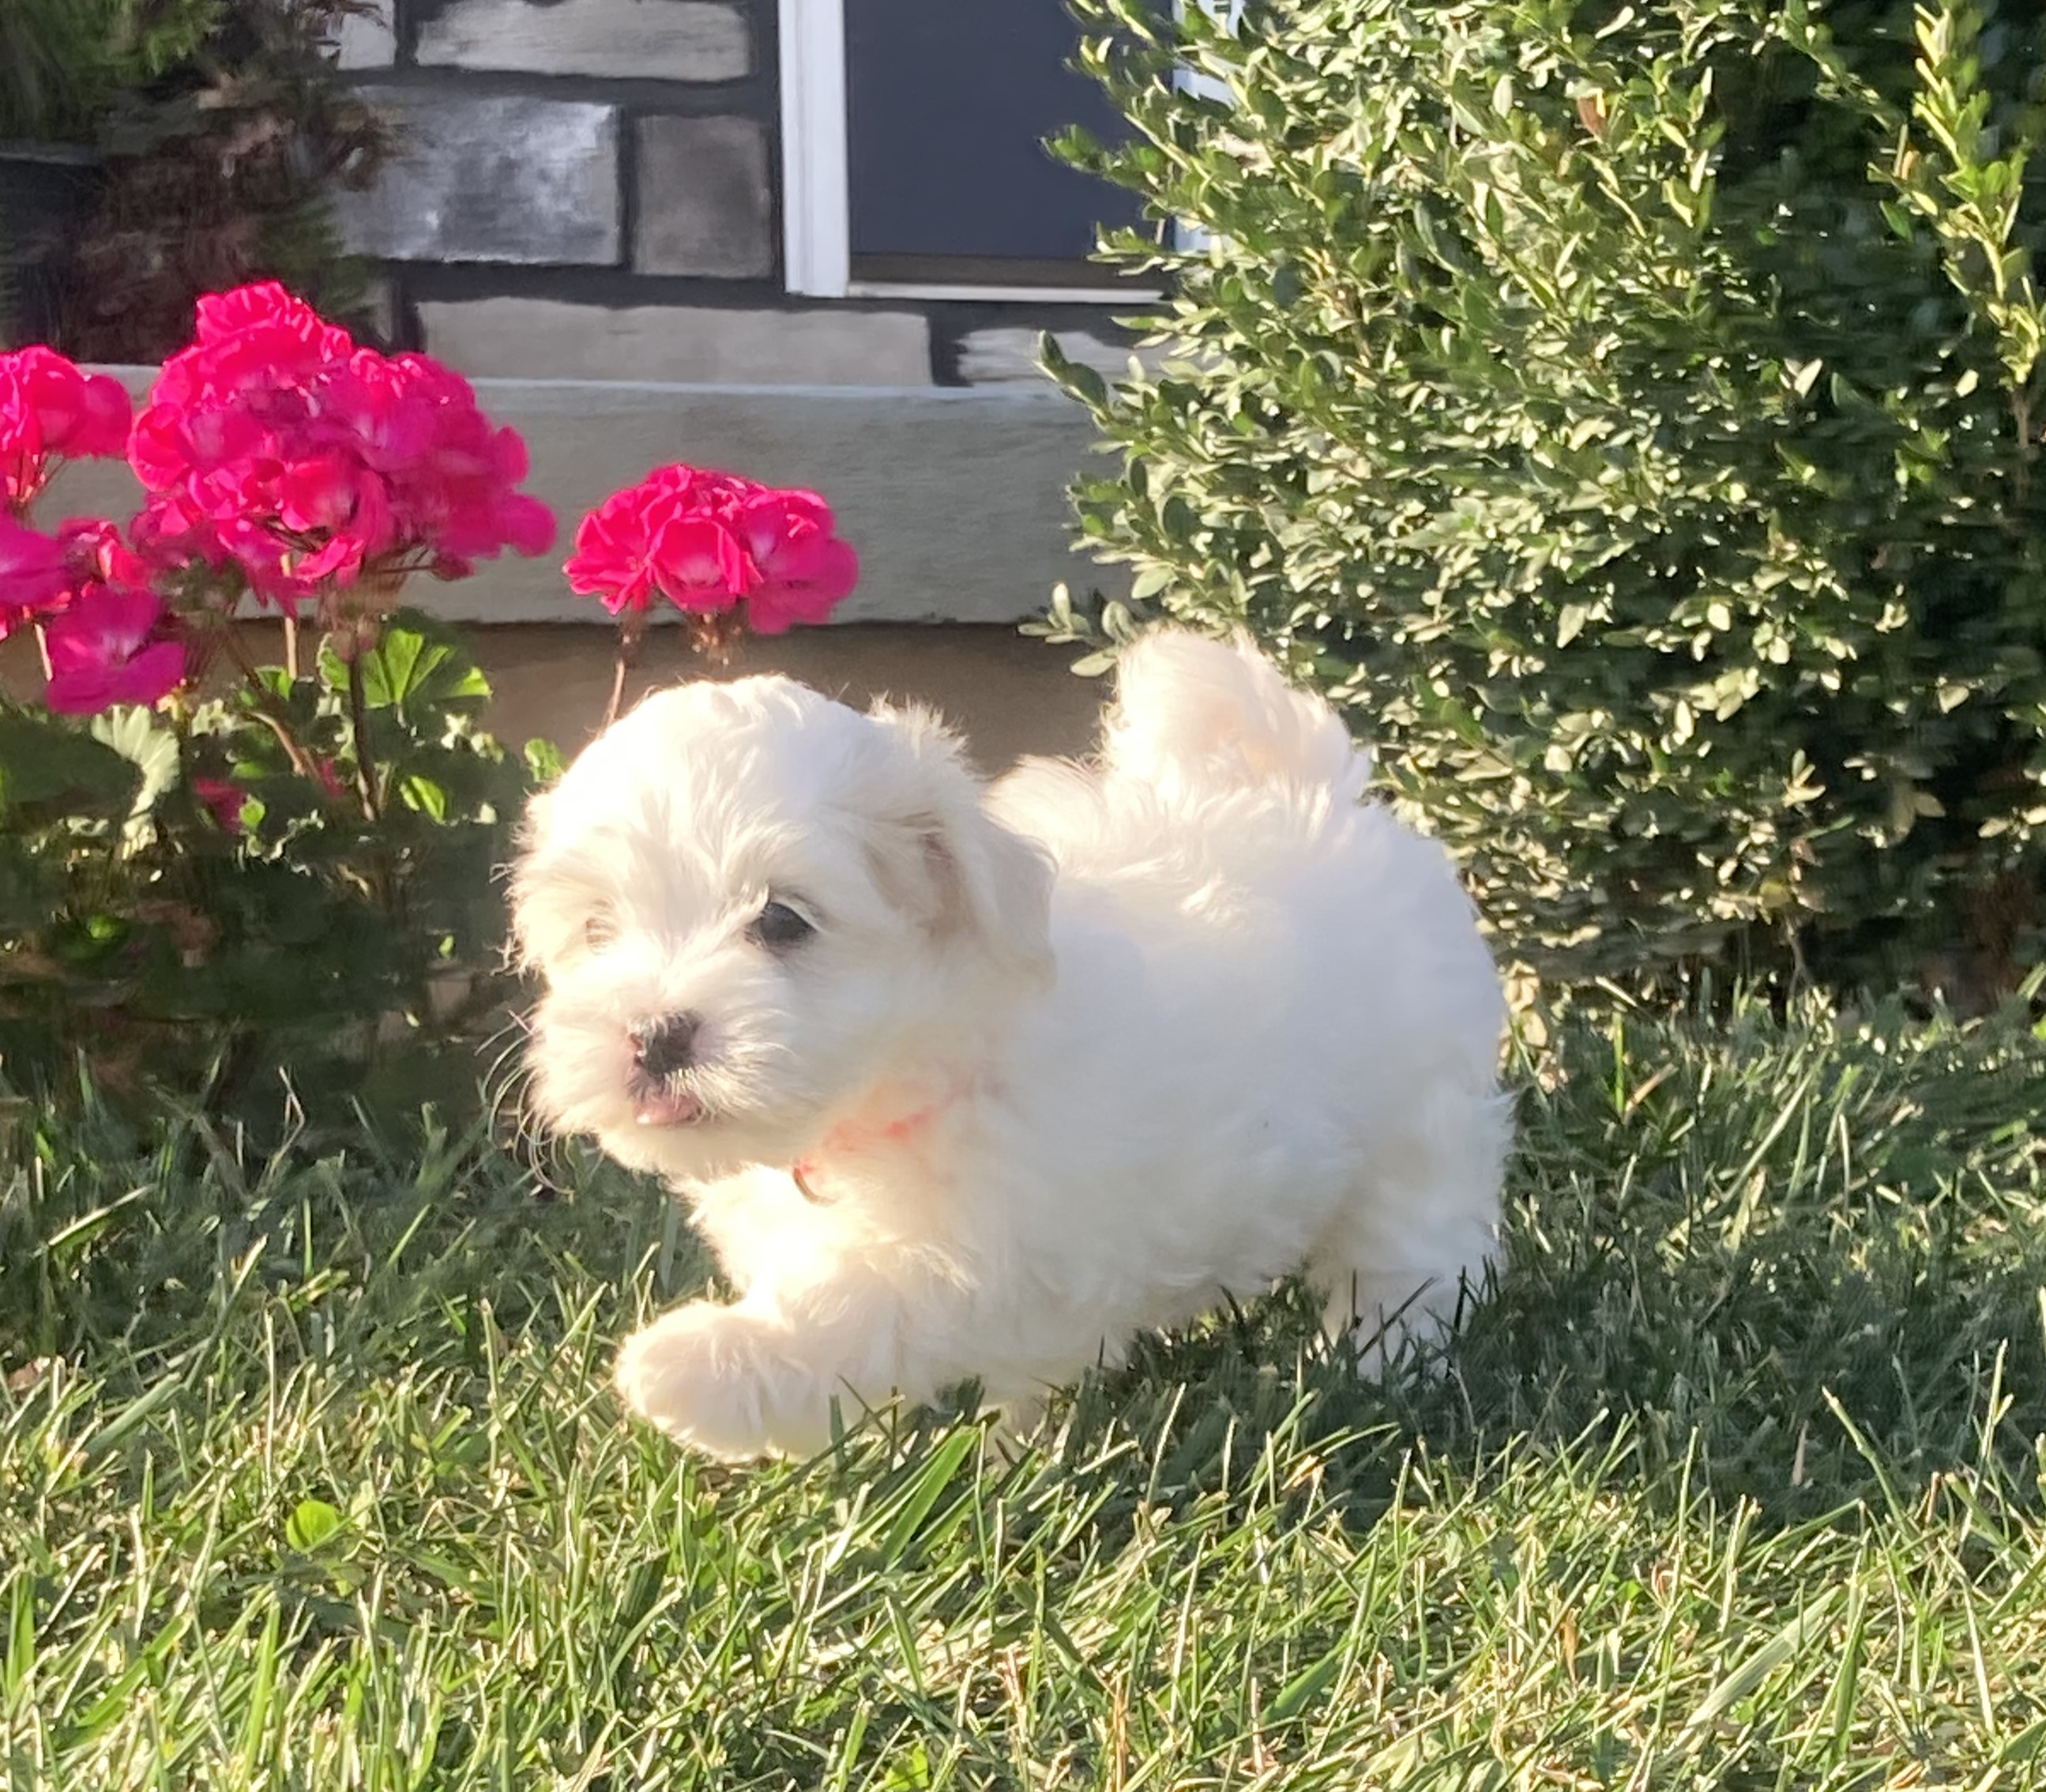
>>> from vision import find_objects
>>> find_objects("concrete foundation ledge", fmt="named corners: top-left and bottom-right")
top-left (62, 371), bottom-right (1123, 628)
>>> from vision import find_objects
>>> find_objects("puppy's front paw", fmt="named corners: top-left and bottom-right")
top-left (615, 1302), bottom-right (825, 1462)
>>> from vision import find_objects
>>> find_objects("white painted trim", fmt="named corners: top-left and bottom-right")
top-left (778, 0), bottom-right (851, 297)
top-left (846, 280), bottom-right (1162, 305)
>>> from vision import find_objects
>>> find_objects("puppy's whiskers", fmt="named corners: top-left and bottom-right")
top-left (483, 1009), bottom-right (583, 1192)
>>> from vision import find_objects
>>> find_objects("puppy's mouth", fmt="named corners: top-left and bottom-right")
top-left (630, 1077), bottom-right (705, 1128)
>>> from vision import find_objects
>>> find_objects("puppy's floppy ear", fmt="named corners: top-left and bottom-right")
top-left (864, 705), bottom-right (1055, 986)
top-left (910, 807), bottom-right (1055, 985)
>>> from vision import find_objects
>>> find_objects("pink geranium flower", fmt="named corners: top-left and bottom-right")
top-left (749, 533), bottom-right (861, 634)
top-left (8, 348), bottom-right (130, 459)
top-left (1, 347), bottom-right (132, 514)
top-left (734, 490), bottom-right (860, 633)
top-left (0, 518), bottom-right (72, 629)
top-left (654, 517), bottom-right (751, 612)
top-left (0, 390), bottom-right (42, 517)
top-left (564, 486), bottom-right (668, 614)
top-left (127, 280), bottom-right (554, 620)
top-left (565, 479), bottom-right (751, 615)
top-left (565, 462), bottom-right (858, 634)
top-left (191, 777), bottom-right (249, 834)
top-left (43, 586), bottom-right (186, 715)
top-left (192, 280), bottom-right (341, 352)
top-left (57, 515), bottom-right (153, 593)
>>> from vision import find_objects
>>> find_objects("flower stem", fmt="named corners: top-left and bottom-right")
top-left (219, 624), bottom-right (319, 781)
top-left (604, 616), bottom-right (647, 730)
top-left (347, 665), bottom-right (381, 823)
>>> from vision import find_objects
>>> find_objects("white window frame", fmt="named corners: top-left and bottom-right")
top-left (777, 0), bottom-right (1160, 303)
top-left (778, 0), bottom-right (852, 298)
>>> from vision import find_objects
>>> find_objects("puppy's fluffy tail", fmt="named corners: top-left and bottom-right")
top-left (1102, 628), bottom-right (1371, 806)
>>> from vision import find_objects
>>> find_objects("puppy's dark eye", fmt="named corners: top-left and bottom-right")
top-left (584, 911), bottom-right (618, 952)
top-left (749, 899), bottom-right (814, 951)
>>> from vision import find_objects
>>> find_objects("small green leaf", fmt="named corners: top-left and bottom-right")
top-left (285, 1498), bottom-right (345, 1553)
top-left (400, 775), bottom-right (450, 823)
top-left (1040, 333), bottom-right (1109, 408)
top-left (880, 1742), bottom-right (932, 1791)
top-left (525, 738), bottom-right (567, 785)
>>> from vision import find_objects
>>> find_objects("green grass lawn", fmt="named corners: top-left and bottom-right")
top-left (7, 1000), bottom-right (2046, 1789)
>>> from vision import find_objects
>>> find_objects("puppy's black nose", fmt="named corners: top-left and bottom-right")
top-left (630, 1013), bottom-right (701, 1079)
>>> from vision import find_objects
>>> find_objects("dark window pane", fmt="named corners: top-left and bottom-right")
top-left (845, 0), bottom-right (1145, 269)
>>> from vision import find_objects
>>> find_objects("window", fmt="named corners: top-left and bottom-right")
top-left (780, 0), bottom-right (1154, 300)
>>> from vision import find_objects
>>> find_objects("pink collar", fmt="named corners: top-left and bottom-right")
top-left (790, 1089), bottom-right (954, 1205)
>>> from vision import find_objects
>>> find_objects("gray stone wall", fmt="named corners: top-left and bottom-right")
top-left (331, 1), bottom-right (1145, 389)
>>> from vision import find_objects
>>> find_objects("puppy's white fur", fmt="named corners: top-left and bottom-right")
top-left (513, 631), bottom-right (1509, 1460)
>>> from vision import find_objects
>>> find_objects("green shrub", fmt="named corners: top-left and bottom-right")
top-left (0, 0), bottom-right (389, 360)
top-left (1051, 0), bottom-right (2046, 998)
top-left (0, 0), bottom-right (220, 142)
top-left (56, 0), bottom-right (392, 360)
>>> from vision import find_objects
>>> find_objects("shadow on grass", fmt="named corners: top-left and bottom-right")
top-left (1044, 995), bottom-right (2046, 1535)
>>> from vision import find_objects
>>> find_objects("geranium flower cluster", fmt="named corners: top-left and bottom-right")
top-left (0, 284), bottom-right (558, 721)
top-left (4, 284), bottom-right (859, 747)
top-left (130, 283), bottom-right (556, 612)
top-left (1, 348), bottom-right (134, 623)
top-left (565, 463), bottom-right (858, 635)
top-left (0, 348), bottom-right (174, 711)
top-left (2, 345), bottom-right (130, 518)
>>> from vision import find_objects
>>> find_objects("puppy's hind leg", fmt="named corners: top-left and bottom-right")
top-left (1307, 1082), bottom-right (1508, 1367)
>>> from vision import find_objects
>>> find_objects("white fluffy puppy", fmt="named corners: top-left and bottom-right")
top-left (512, 630), bottom-right (1510, 1460)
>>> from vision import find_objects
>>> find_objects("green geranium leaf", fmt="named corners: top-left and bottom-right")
top-left (400, 774), bottom-right (449, 822)
top-left (0, 711), bottom-right (141, 823)
top-left (324, 611), bottom-right (491, 718)
top-left (524, 737), bottom-right (566, 785)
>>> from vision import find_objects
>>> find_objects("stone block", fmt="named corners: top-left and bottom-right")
top-left (956, 325), bottom-right (1162, 386)
top-left (417, 0), bottom-right (750, 81)
top-left (334, 90), bottom-right (622, 265)
top-left (419, 298), bottom-right (931, 385)
top-left (335, 1), bottom-right (397, 68)
top-left (632, 115), bottom-right (772, 278)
